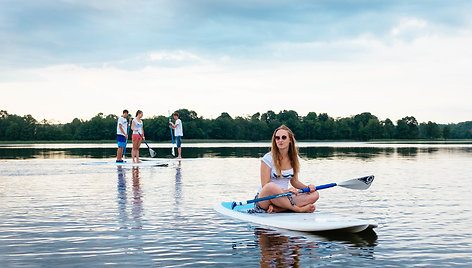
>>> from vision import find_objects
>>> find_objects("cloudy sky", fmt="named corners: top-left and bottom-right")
top-left (1, 0), bottom-right (471, 123)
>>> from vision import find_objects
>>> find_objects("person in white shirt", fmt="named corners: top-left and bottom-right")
top-left (254, 125), bottom-right (319, 213)
top-left (169, 112), bottom-right (183, 159)
top-left (116, 109), bottom-right (129, 163)
top-left (131, 110), bottom-right (145, 163)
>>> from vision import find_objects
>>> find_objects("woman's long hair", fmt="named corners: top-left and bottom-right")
top-left (271, 125), bottom-right (299, 177)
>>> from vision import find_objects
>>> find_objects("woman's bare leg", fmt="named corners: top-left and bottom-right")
top-left (258, 183), bottom-right (315, 213)
top-left (132, 140), bottom-right (138, 163)
top-left (291, 191), bottom-right (319, 207)
top-left (135, 140), bottom-right (142, 162)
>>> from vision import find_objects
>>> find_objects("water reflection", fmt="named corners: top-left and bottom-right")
top-left (254, 227), bottom-right (377, 266)
top-left (313, 229), bottom-right (378, 248)
top-left (301, 147), bottom-right (395, 159)
top-left (256, 228), bottom-right (305, 267)
top-left (117, 166), bottom-right (127, 229)
top-left (1, 144), bottom-right (471, 159)
top-left (116, 167), bottom-right (143, 230)
top-left (131, 167), bottom-right (143, 229)
top-left (174, 161), bottom-right (182, 207)
top-left (397, 147), bottom-right (418, 158)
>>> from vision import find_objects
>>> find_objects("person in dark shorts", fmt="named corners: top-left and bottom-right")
top-left (116, 109), bottom-right (129, 162)
top-left (169, 112), bottom-right (183, 158)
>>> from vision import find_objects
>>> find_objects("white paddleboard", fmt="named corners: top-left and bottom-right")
top-left (141, 157), bottom-right (208, 162)
top-left (83, 161), bottom-right (168, 167)
top-left (215, 202), bottom-right (377, 233)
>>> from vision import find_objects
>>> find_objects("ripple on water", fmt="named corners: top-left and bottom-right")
top-left (1, 148), bottom-right (472, 267)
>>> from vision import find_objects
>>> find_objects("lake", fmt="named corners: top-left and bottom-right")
top-left (0, 142), bottom-right (471, 267)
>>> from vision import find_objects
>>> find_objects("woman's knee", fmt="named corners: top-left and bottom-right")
top-left (261, 182), bottom-right (283, 195)
top-left (310, 191), bottom-right (320, 203)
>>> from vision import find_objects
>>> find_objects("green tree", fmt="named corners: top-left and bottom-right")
top-left (442, 125), bottom-right (451, 140)
top-left (350, 112), bottom-right (379, 140)
top-left (302, 112), bottom-right (321, 140)
top-left (144, 116), bottom-right (170, 141)
top-left (209, 112), bottom-right (235, 139)
top-left (335, 117), bottom-right (351, 139)
top-left (364, 118), bottom-right (383, 140)
top-left (317, 113), bottom-right (336, 139)
top-left (382, 119), bottom-right (395, 139)
top-left (396, 116), bottom-right (419, 139)
top-left (420, 121), bottom-right (441, 139)
top-left (277, 110), bottom-right (303, 138)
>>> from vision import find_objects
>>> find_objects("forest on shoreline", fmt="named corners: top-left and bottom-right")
top-left (1, 109), bottom-right (471, 141)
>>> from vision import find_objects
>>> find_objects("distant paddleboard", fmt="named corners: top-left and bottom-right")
top-left (141, 157), bottom-right (208, 162)
top-left (215, 202), bottom-right (377, 233)
top-left (83, 161), bottom-right (168, 167)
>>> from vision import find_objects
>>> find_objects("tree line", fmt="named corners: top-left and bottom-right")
top-left (0, 109), bottom-right (471, 141)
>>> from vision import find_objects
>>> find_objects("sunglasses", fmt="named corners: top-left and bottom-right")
top-left (275, 135), bottom-right (288, 141)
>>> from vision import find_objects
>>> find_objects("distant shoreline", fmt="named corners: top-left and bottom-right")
top-left (1, 139), bottom-right (471, 145)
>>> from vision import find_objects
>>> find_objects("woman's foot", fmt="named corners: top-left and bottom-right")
top-left (267, 204), bottom-right (287, 213)
top-left (297, 204), bottom-right (315, 213)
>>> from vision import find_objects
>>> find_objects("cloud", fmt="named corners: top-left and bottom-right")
top-left (2, 28), bottom-right (472, 124)
top-left (2, 0), bottom-right (472, 67)
top-left (1, 1), bottom-right (472, 124)
top-left (148, 50), bottom-right (203, 64)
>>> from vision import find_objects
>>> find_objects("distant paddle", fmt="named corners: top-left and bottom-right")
top-left (138, 133), bottom-right (157, 158)
top-left (231, 175), bottom-right (375, 210)
top-left (122, 116), bottom-right (131, 160)
top-left (168, 111), bottom-right (176, 156)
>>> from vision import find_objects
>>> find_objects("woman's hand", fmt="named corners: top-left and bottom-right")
top-left (288, 187), bottom-right (299, 195)
top-left (308, 184), bottom-right (316, 192)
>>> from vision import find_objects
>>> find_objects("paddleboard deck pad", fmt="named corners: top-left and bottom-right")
top-left (215, 202), bottom-right (377, 233)
top-left (83, 161), bottom-right (168, 167)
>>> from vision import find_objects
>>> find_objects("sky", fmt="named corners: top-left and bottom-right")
top-left (1, 0), bottom-right (471, 124)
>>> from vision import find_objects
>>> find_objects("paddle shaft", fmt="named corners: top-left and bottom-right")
top-left (169, 112), bottom-right (176, 156)
top-left (234, 182), bottom-right (337, 207)
top-left (138, 133), bottom-right (152, 150)
top-left (169, 114), bottom-right (175, 144)
top-left (122, 117), bottom-right (131, 158)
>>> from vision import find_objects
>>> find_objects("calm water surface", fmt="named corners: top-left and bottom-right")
top-left (0, 143), bottom-right (471, 267)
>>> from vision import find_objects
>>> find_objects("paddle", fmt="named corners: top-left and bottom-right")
top-left (231, 175), bottom-right (374, 210)
top-left (122, 116), bottom-right (131, 160)
top-left (138, 133), bottom-right (157, 157)
top-left (168, 111), bottom-right (176, 156)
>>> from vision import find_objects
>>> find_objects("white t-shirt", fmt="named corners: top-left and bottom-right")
top-left (258, 152), bottom-right (295, 193)
top-left (132, 118), bottom-right (143, 134)
top-left (174, 119), bottom-right (183, 136)
top-left (116, 117), bottom-right (128, 136)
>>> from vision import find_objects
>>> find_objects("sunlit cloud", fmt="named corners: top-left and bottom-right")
top-left (1, 0), bottom-right (471, 124)
top-left (148, 50), bottom-right (203, 66)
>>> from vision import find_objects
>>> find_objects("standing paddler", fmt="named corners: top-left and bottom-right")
top-left (116, 109), bottom-right (129, 163)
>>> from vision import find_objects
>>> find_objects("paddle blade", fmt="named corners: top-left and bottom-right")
top-left (171, 147), bottom-right (175, 156)
top-left (337, 175), bottom-right (375, 190)
top-left (149, 149), bottom-right (157, 158)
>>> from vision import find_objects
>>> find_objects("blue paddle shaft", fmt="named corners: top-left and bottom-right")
top-left (245, 187), bottom-right (312, 205)
top-left (138, 133), bottom-right (151, 149)
top-left (169, 114), bottom-right (175, 144)
top-left (232, 183), bottom-right (339, 209)
top-left (123, 118), bottom-right (131, 157)
top-left (247, 183), bottom-right (337, 204)
top-left (314, 183), bottom-right (337, 190)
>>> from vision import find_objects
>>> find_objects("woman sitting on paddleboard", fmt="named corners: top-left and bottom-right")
top-left (131, 110), bottom-right (145, 163)
top-left (255, 125), bottom-right (319, 213)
